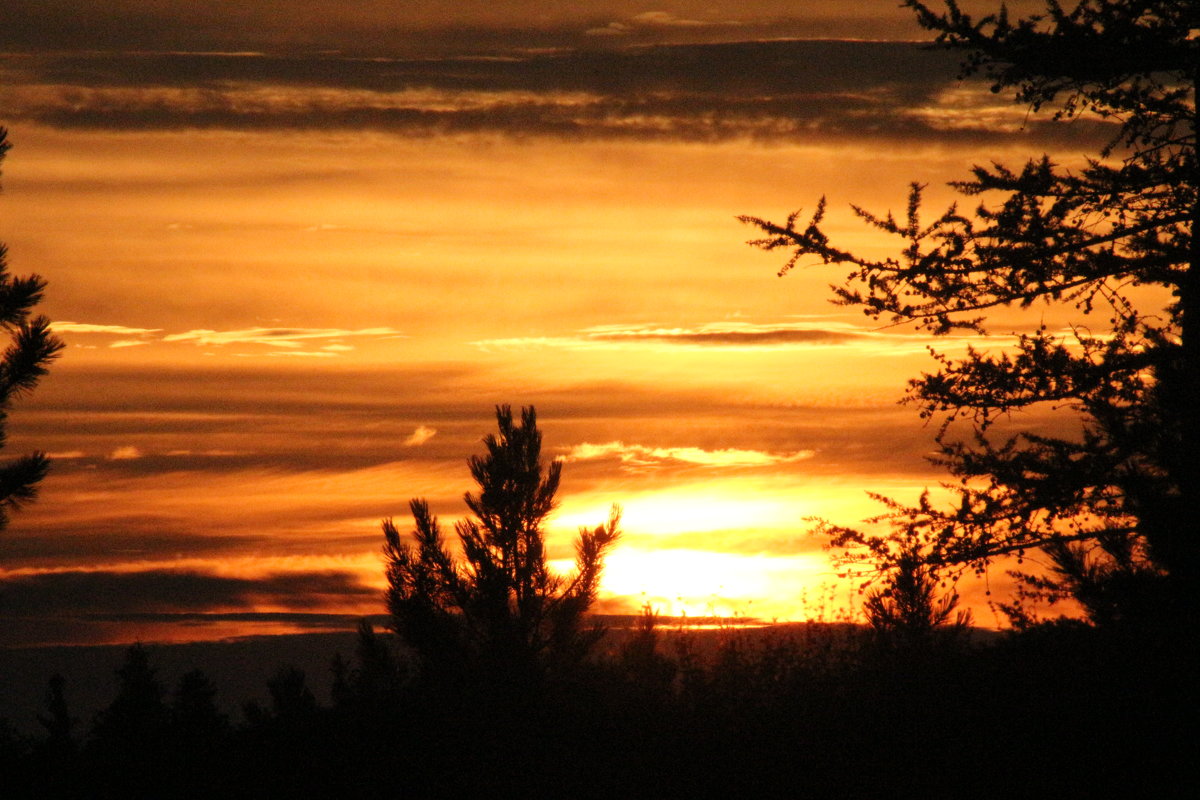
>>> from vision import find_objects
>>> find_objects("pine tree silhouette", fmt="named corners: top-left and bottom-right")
top-left (0, 127), bottom-right (64, 542)
top-left (383, 405), bottom-right (620, 687)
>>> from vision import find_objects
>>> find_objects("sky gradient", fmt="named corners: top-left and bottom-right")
top-left (0, 1), bottom-right (1105, 646)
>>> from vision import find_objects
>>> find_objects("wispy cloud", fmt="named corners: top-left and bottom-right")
top-left (43, 448), bottom-right (245, 461)
top-left (163, 326), bottom-right (404, 349)
top-left (908, 85), bottom-right (1049, 134)
top-left (51, 322), bottom-right (405, 356)
top-left (475, 320), bottom-right (992, 355)
top-left (50, 321), bottom-right (163, 336)
top-left (477, 321), bottom-right (869, 351)
top-left (585, 322), bottom-right (868, 347)
top-left (564, 441), bottom-right (814, 469)
top-left (404, 425), bottom-right (437, 447)
top-left (252, 351), bottom-right (339, 358)
top-left (586, 11), bottom-right (738, 36)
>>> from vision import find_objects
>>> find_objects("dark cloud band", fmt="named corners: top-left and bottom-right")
top-left (2, 42), bottom-right (1116, 144)
top-left (0, 568), bottom-right (377, 616)
top-left (0, 1), bottom-right (921, 56)
top-left (590, 327), bottom-right (865, 345)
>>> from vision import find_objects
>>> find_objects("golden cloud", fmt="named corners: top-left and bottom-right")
top-left (564, 441), bottom-right (814, 468)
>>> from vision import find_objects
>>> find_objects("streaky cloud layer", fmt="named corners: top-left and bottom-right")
top-left (1, 1), bottom-right (926, 55)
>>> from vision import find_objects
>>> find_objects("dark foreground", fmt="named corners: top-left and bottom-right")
top-left (1, 620), bottom-right (1191, 798)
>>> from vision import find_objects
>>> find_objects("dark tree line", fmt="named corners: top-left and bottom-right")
top-left (1, 610), bottom-right (1187, 798)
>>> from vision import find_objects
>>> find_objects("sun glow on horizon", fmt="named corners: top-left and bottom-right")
top-left (583, 547), bottom-right (832, 620)
top-left (545, 484), bottom-right (847, 620)
top-left (552, 489), bottom-right (805, 538)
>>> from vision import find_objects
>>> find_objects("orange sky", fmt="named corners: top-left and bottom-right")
top-left (0, 1), bottom-right (1108, 646)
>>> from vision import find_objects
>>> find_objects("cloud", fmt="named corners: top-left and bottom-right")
top-left (0, 2), bottom-right (921, 56)
top-left (5, 42), bottom-right (949, 96)
top-left (1, 43), bottom-right (1112, 145)
top-left (564, 441), bottom-right (814, 469)
top-left (475, 321), bottom-right (871, 351)
top-left (163, 326), bottom-right (404, 349)
top-left (50, 321), bottom-right (406, 358)
top-left (584, 22), bottom-right (632, 37)
top-left (632, 11), bottom-right (720, 28)
top-left (404, 425), bottom-right (438, 447)
top-left (255, 351), bottom-right (339, 358)
top-left (473, 320), bottom-right (994, 356)
top-left (586, 323), bottom-right (868, 347)
top-left (108, 446), bottom-right (143, 460)
top-left (50, 321), bottom-right (162, 336)
top-left (0, 568), bottom-right (377, 617)
top-left (586, 10), bottom-right (733, 37)
top-left (16, 357), bottom-right (966, 484)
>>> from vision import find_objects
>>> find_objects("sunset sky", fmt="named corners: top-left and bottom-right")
top-left (0, 1), bottom-right (1108, 646)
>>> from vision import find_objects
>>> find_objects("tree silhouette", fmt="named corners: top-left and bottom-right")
top-left (90, 643), bottom-right (169, 747)
top-left (0, 127), bottom-right (64, 540)
top-left (84, 643), bottom-right (175, 797)
top-left (264, 665), bottom-right (318, 721)
top-left (330, 620), bottom-right (406, 711)
top-left (36, 673), bottom-right (75, 757)
top-left (741, 1), bottom-right (1196, 623)
top-left (170, 669), bottom-right (228, 740)
top-left (382, 405), bottom-right (620, 685)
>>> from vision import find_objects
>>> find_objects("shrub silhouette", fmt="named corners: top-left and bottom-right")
top-left (862, 537), bottom-right (971, 648)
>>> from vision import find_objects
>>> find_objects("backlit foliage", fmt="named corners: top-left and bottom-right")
top-left (743, 1), bottom-right (1197, 623)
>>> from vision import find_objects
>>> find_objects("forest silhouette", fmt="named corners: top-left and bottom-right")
top-left (1, 0), bottom-right (1195, 796)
